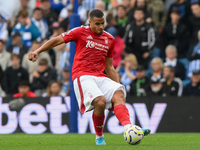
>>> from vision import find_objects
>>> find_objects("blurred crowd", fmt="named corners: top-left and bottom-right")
top-left (0, 0), bottom-right (200, 98)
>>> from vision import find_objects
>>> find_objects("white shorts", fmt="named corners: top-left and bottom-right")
top-left (73, 75), bottom-right (126, 114)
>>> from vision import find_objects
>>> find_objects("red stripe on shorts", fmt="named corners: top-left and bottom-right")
top-left (77, 77), bottom-right (85, 114)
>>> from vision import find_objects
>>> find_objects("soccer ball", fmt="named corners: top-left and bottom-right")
top-left (123, 125), bottom-right (144, 145)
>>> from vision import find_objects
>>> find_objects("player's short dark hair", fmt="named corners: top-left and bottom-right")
top-left (89, 9), bottom-right (104, 19)
top-left (38, 59), bottom-right (48, 66)
top-left (33, 8), bottom-right (43, 13)
top-left (11, 54), bottom-right (20, 60)
top-left (164, 65), bottom-right (175, 73)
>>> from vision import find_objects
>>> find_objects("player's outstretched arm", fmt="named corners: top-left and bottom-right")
top-left (28, 35), bottom-right (65, 62)
top-left (105, 57), bottom-right (119, 83)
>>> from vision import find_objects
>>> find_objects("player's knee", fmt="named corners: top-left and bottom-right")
top-left (112, 90), bottom-right (125, 104)
top-left (94, 97), bottom-right (106, 110)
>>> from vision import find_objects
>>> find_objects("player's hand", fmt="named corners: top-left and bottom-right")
top-left (28, 51), bottom-right (38, 62)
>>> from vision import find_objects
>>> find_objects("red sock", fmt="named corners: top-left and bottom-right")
top-left (92, 112), bottom-right (105, 136)
top-left (114, 104), bottom-right (131, 126)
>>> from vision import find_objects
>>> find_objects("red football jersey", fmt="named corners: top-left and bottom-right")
top-left (61, 26), bottom-right (115, 81)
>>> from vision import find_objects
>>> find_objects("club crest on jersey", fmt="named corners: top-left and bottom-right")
top-left (88, 92), bottom-right (93, 98)
top-left (104, 37), bottom-right (108, 44)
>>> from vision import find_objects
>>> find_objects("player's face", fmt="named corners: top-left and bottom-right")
top-left (89, 17), bottom-right (105, 35)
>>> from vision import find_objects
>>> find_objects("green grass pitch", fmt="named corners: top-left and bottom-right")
top-left (1, 133), bottom-right (200, 150)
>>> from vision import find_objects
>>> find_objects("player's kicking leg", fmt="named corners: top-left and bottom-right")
top-left (92, 96), bottom-right (107, 145)
top-left (111, 90), bottom-right (151, 136)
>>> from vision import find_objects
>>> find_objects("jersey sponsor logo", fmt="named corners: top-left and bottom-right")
top-left (87, 35), bottom-right (93, 39)
top-left (86, 40), bottom-right (109, 52)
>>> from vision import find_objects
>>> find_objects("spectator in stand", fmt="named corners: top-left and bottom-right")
top-left (59, 3), bottom-right (74, 22)
top-left (32, 59), bottom-right (55, 96)
top-left (0, 65), bottom-right (3, 86)
top-left (183, 70), bottom-right (200, 96)
top-left (104, 12), bottom-right (117, 31)
top-left (148, 57), bottom-right (163, 82)
top-left (187, 30), bottom-right (200, 77)
top-left (50, 22), bottom-right (64, 38)
top-left (160, 65), bottom-right (183, 97)
top-left (116, 5), bottom-right (128, 38)
top-left (124, 8), bottom-right (156, 69)
top-left (165, 45), bottom-right (186, 80)
top-left (0, 17), bottom-right (8, 41)
top-left (22, 41), bottom-right (52, 83)
top-left (60, 65), bottom-right (70, 96)
top-left (129, 65), bottom-right (150, 96)
top-left (167, 0), bottom-right (191, 24)
top-left (188, 2), bottom-right (200, 45)
top-left (40, 0), bottom-right (59, 29)
top-left (58, 3), bottom-right (73, 31)
top-left (7, 32), bottom-right (29, 63)
top-left (49, 0), bottom-right (67, 14)
top-left (163, 8), bottom-right (188, 58)
top-left (85, 1), bottom-right (107, 26)
top-left (42, 80), bottom-right (66, 97)
top-left (2, 54), bottom-right (29, 96)
top-left (147, 0), bottom-right (166, 33)
top-left (122, 0), bottom-right (133, 15)
top-left (147, 79), bottom-right (163, 96)
top-left (0, 40), bottom-right (11, 71)
top-left (54, 41), bottom-right (70, 80)
top-left (127, 0), bottom-right (152, 24)
top-left (31, 8), bottom-right (49, 43)
top-left (14, 0), bottom-right (34, 18)
top-left (111, 0), bottom-right (136, 9)
top-left (82, 0), bottom-right (98, 12)
top-left (13, 80), bottom-right (36, 97)
top-left (106, 26), bottom-right (124, 68)
top-left (42, 38), bottom-right (56, 67)
top-left (11, 9), bottom-right (40, 48)
top-left (0, 65), bottom-right (5, 97)
top-left (116, 54), bottom-right (137, 90)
